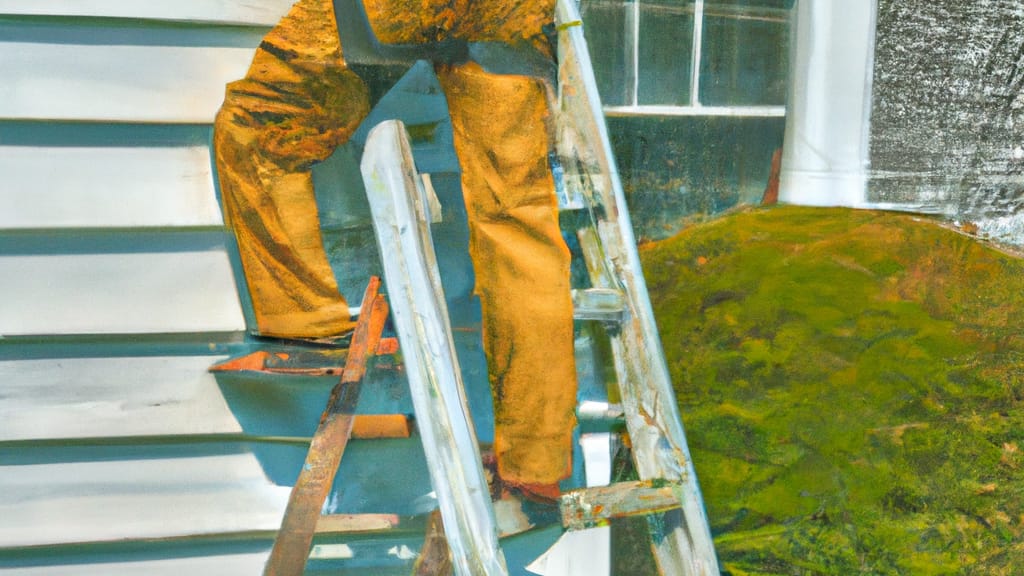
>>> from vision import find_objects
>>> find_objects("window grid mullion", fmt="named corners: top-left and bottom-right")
top-left (690, 0), bottom-right (704, 107)
top-left (628, 0), bottom-right (640, 106)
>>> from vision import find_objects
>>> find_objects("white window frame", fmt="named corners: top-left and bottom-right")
top-left (599, 0), bottom-right (789, 118)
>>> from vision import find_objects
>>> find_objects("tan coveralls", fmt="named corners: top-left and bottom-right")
top-left (214, 0), bottom-right (577, 487)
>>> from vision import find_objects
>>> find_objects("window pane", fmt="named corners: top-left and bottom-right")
top-left (698, 12), bottom-right (789, 106)
top-left (608, 115), bottom-right (786, 241)
top-left (704, 0), bottom-right (793, 8)
top-left (638, 1), bottom-right (693, 106)
top-left (580, 0), bottom-right (631, 106)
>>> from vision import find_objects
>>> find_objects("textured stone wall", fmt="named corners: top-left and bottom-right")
top-left (870, 0), bottom-right (1024, 243)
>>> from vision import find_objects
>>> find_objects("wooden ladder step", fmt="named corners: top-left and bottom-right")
top-left (315, 513), bottom-right (402, 535)
top-left (572, 288), bottom-right (626, 322)
top-left (559, 480), bottom-right (683, 531)
top-left (209, 338), bottom-right (398, 375)
top-left (349, 414), bottom-right (412, 439)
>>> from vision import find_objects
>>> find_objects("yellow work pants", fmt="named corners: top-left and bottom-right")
top-left (214, 0), bottom-right (576, 486)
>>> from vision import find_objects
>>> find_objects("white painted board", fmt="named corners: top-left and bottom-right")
top-left (0, 42), bottom-right (256, 123)
top-left (0, 356), bottom-right (241, 441)
top-left (0, 145), bottom-right (223, 229)
top-left (0, 251), bottom-right (246, 335)
top-left (525, 529), bottom-right (611, 576)
top-left (0, 454), bottom-right (289, 547)
top-left (0, 0), bottom-right (292, 26)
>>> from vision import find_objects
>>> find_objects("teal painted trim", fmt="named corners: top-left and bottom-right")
top-left (0, 120), bottom-right (210, 147)
top-left (0, 332), bottom-right (249, 360)
top-left (0, 437), bottom-right (310, 465)
top-left (0, 17), bottom-right (268, 47)
top-left (0, 531), bottom-right (427, 571)
top-left (0, 533), bottom-right (276, 570)
top-left (0, 227), bottom-right (229, 255)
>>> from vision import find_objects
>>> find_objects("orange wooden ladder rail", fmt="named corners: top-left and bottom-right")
top-left (264, 276), bottom-right (390, 576)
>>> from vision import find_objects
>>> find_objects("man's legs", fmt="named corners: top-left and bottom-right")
top-left (437, 62), bottom-right (578, 493)
top-left (214, 0), bottom-right (370, 338)
top-left (216, 0), bottom-right (576, 492)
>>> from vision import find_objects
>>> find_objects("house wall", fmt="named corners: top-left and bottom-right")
top-left (580, 0), bottom-right (792, 242)
top-left (583, 0), bottom-right (1024, 246)
top-left (0, 4), bottom-right (307, 573)
top-left (869, 0), bottom-right (1024, 244)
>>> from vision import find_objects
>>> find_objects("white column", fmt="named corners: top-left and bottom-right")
top-left (779, 0), bottom-right (878, 206)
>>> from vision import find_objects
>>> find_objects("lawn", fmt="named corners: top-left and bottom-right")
top-left (640, 206), bottom-right (1024, 574)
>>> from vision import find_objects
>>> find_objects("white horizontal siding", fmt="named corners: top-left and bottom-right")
top-left (0, 0), bottom-right (292, 26)
top-left (0, 42), bottom-right (255, 123)
top-left (0, 356), bottom-right (241, 441)
top-left (1, 553), bottom-right (270, 576)
top-left (0, 251), bottom-right (246, 335)
top-left (0, 1), bottom-right (288, 568)
top-left (0, 145), bottom-right (223, 229)
top-left (0, 454), bottom-right (289, 547)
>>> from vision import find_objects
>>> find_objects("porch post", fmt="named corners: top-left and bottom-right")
top-left (779, 0), bottom-right (878, 206)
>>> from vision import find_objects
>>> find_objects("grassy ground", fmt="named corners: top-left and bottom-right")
top-left (640, 205), bottom-right (1024, 574)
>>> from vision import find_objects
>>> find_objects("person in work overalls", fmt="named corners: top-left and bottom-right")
top-left (213, 0), bottom-right (577, 502)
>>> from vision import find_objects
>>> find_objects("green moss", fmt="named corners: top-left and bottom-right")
top-left (641, 206), bottom-right (1024, 575)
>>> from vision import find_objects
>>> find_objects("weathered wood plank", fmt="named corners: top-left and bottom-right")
top-left (0, 145), bottom-right (223, 229)
top-left (560, 480), bottom-right (683, 531)
top-left (0, 251), bottom-right (246, 335)
top-left (0, 0), bottom-right (292, 26)
top-left (265, 279), bottom-right (388, 576)
top-left (0, 454), bottom-right (289, 547)
top-left (316, 513), bottom-right (401, 534)
top-left (210, 349), bottom-right (348, 375)
top-left (0, 356), bottom-right (241, 441)
top-left (208, 337), bottom-right (398, 375)
top-left (0, 42), bottom-right (255, 123)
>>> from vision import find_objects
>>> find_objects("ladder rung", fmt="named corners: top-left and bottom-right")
top-left (576, 400), bottom-right (624, 422)
top-left (208, 338), bottom-right (399, 376)
top-left (315, 513), bottom-right (401, 535)
top-left (559, 480), bottom-right (683, 531)
top-left (350, 414), bottom-right (412, 439)
top-left (572, 288), bottom-right (626, 322)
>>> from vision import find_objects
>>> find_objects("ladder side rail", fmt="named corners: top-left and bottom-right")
top-left (264, 278), bottom-right (389, 576)
top-left (361, 120), bottom-right (508, 576)
top-left (554, 1), bottom-right (721, 574)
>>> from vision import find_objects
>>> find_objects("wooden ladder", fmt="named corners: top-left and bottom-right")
top-left (255, 0), bottom-right (721, 571)
top-left (260, 276), bottom-right (397, 576)
top-left (361, 118), bottom-right (719, 576)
